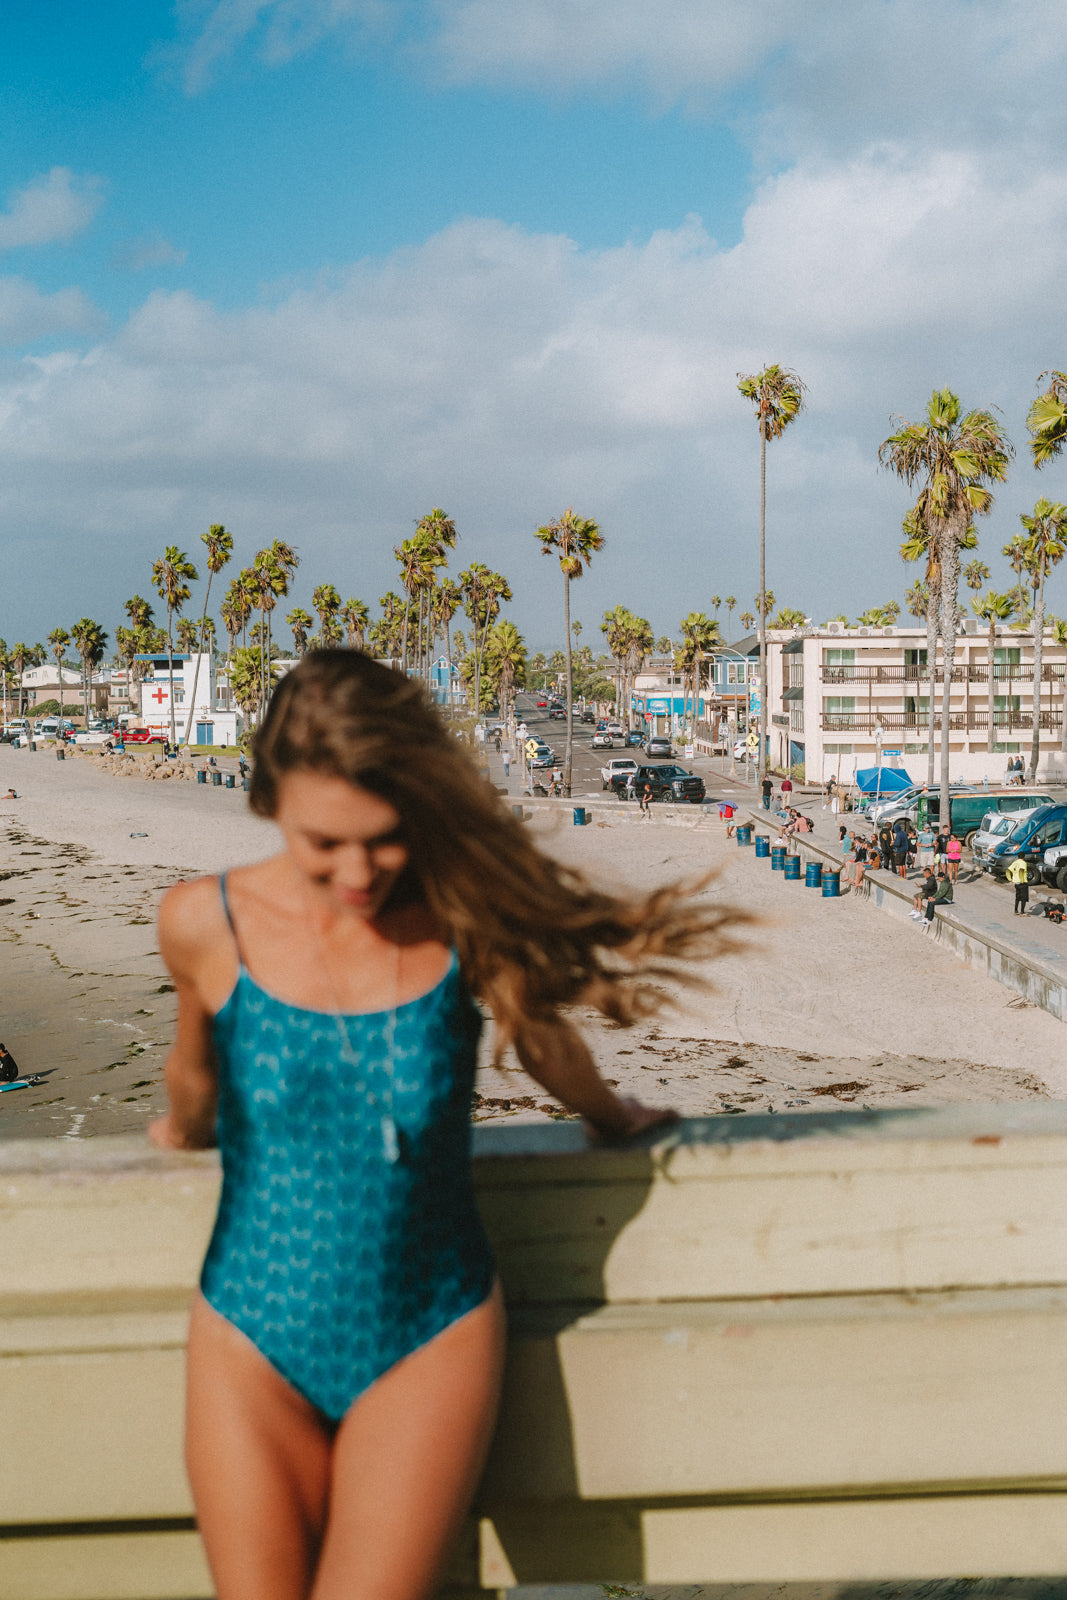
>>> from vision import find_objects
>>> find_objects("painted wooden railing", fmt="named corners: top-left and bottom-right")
top-left (2, 1105), bottom-right (1066, 1599)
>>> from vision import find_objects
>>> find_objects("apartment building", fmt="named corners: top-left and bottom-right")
top-left (761, 622), bottom-right (1067, 784)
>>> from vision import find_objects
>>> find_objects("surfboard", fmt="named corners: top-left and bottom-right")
top-left (0, 1077), bottom-right (41, 1093)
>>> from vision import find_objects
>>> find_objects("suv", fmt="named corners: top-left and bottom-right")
top-left (643, 736), bottom-right (673, 758)
top-left (580, 709), bottom-right (596, 724)
top-left (592, 729), bottom-right (615, 749)
top-left (123, 727), bottom-right (164, 744)
top-left (610, 763), bottom-right (706, 804)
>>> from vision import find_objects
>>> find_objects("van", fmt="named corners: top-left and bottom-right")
top-left (872, 787), bottom-right (1053, 844)
top-left (986, 804), bottom-right (1067, 881)
top-left (970, 809), bottom-right (1035, 870)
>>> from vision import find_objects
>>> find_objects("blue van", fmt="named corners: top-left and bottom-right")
top-left (986, 804), bottom-right (1067, 883)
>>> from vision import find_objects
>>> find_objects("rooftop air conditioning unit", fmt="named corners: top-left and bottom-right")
top-left (827, 622), bottom-right (842, 635)
top-left (858, 627), bottom-right (871, 636)
top-left (882, 627), bottom-right (895, 637)
top-left (964, 619), bottom-right (979, 635)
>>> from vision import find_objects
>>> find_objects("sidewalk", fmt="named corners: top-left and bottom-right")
top-left (738, 788), bottom-right (1067, 1023)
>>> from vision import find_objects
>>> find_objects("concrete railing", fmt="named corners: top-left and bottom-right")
top-left (2, 1106), bottom-right (1066, 1598)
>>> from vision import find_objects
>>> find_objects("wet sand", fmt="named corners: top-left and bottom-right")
top-left (1, 744), bottom-right (1062, 1140)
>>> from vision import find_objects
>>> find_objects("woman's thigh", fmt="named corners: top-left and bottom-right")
top-left (185, 1293), bottom-right (334, 1600)
top-left (313, 1282), bottom-right (506, 1600)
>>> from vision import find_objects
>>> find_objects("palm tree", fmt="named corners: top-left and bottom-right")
top-left (963, 558), bottom-right (990, 595)
top-left (181, 524), bottom-right (233, 746)
top-left (151, 546), bottom-right (198, 743)
top-left (434, 579), bottom-right (462, 706)
top-left (676, 612), bottom-right (719, 732)
top-left (1002, 533), bottom-right (1029, 614)
top-left (414, 508), bottom-right (458, 677)
top-left (228, 645), bottom-right (277, 726)
top-left (601, 607), bottom-right (628, 720)
top-left (340, 598), bottom-right (370, 652)
top-left (312, 583), bottom-right (342, 648)
top-left (459, 563), bottom-right (513, 720)
top-left (621, 612), bottom-right (654, 727)
top-left (252, 545), bottom-right (295, 719)
top-left (176, 618), bottom-right (200, 653)
top-left (737, 364), bottom-right (807, 783)
top-left (724, 596), bottom-right (737, 638)
top-left (484, 619), bottom-right (526, 723)
top-left (1028, 370), bottom-right (1067, 467)
top-left (223, 575), bottom-right (254, 653)
top-left (287, 607), bottom-right (313, 656)
top-left (535, 508), bottom-right (604, 794)
top-left (739, 610), bottom-right (755, 633)
top-left (1020, 499), bottom-right (1067, 778)
top-left (973, 590), bottom-right (1017, 755)
top-left (880, 388), bottom-right (1012, 819)
top-left (710, 595), bottom-right (721, 623)
top-left (47, 628), bottom-right (70, 715)
top-left (69, 618), bottom-right (108, 726)
top-left (771, 605), bottom-right (810, 628)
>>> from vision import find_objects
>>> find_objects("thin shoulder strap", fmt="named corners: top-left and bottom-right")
top-left (218, 872), bottom-right (247, 970)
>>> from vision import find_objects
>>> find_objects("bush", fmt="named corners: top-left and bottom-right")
top-left (790, 762), bottom-right (806, 783)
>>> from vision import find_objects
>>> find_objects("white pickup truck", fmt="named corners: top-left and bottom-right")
top-left (600, 756), bottom-right (639, 790)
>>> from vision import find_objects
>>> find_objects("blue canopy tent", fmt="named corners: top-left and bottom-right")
top-left (854, 765), bottom-right (914, 801)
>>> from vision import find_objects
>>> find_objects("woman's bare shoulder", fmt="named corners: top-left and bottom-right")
top-left (159, 876), bottom-right (227, 958)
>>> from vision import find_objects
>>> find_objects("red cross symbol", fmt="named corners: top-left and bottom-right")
top-left (151, 687), bottom-right (167, 705)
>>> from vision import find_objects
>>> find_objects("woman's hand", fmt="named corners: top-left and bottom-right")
top-left (583, 1095), bottom-right (679, 1143)
top-left (148, 1113), bottom-right (216, 1151)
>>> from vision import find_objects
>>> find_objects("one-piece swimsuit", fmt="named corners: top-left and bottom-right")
top-left (199, 876), bottom-right (495, 1422)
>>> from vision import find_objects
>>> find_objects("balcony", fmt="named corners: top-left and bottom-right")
top-left (821, 663), bottom-right (1066, 686)
top-left (821, 710), bottom-right (1061, 735)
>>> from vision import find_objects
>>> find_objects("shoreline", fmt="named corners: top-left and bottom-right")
top-left (0, 744), bottom-right (1063, 1141)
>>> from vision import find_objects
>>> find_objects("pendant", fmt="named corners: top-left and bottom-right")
top-left (382, 1115), bottom-right (400, 1164)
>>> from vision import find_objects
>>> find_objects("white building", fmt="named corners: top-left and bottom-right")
top-left (758, 622), bottom-right (1067, 785)
top-left (135, 653), bottom-right (241, 746)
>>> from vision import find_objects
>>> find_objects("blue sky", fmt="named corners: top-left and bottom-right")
top-left (1, 1), bottom-right (1066, 653)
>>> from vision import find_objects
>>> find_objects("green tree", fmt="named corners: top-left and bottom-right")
top-left (973, 590), bottom-right (1018, 755)
top-left (228, 644), bottom-right (277, 725)
top-left (176, 618), bottom-right (200, 653)
top-left (312, 583), bottom-right (342, 648)
top-left (724, 596), bottom-right (737, 637)
top-left (434, 579), bottom-right (463, 703)
top-left (739, 610), bottom-right (755, 633)
top-left (413, 508), bottom-right (457, 677)
top-left (770, 605), bottom-right (809, 628)
top-left (676, 612), bottom-right (720, 730)
top-left (963, 558), bottom-right (990, 594)
top-left (1020, 498), bottom-right (1067, 777)
top-left (1002, 533), bottom-right (1029, 614)
top-left (460, 563), bottom-right (512, 719)
top-left (880, 388), bottom-right (1012, 819)
top-left (535, 508), bottom-right (604, 794)
top-left (340, 598), bottom-right (370, 651)
top-left (483, 619), bottom-right (527, 723)
top-left (69, 618), bottom-right (108, 726)
top-left (737, 363), bottom-right (806, 782)
top-left (1027, 370), bottom-right (1067, 467)
top-left (287, 607), bottom-right (313, 656)
top-left (182, 524), bottom-right (233, 746)
top-left (47, 628), bottom-right (70, 714)
top-left (151, 546), bottom-right (198, 743)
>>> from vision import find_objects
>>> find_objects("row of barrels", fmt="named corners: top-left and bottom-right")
top-left (738, 825), bottom-right (840, 897)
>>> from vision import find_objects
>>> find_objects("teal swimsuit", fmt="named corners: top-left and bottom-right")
top-left (200, 878), bottom-right (495, 1422)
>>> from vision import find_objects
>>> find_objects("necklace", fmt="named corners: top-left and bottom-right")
top-left (316, 917), bottom-right (401, 1165)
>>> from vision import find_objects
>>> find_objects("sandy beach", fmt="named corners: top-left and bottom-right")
top-left (1, 741), bottom-right (1063, 1142)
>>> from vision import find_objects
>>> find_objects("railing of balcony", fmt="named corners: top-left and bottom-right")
top-left (821, 710), bottom-right (1061, 734)
top-left (820, 663), bottom-right (1065, 685)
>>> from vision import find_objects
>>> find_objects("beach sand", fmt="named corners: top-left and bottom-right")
top-left (1, 742), bottom-right (1062, 1140)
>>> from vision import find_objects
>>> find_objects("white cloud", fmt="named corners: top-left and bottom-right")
top-left (111, 232), bottom-right (189, 271)
top-left (0, 168), bottom-right (105, 252)
top-left (0, 142), bottom-right (1064, 642)
top-left (168, 0), bottom-right (396, 93)
top-left (0, 277), bottom-right (103, 346)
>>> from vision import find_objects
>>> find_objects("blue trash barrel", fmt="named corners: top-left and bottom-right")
top-left (822, 869), bottom-right (841, 898)
top-left (805, 861), bottom-right (823, 889)
top-left (56, 748), bottom-right (65, 761)
top-left (196, 769), bottom-right (207, 784)
top-left (573, 807), bottom-right (586, 826)
top-left (242, 775), bottom-right (250, 792)
top-left (211, 769), bottom-right (222, 787)
top-left (736, 823), bottom-right (752, 846)
top-left (771, 845), bottom-right (787, 872)
top-left (754, 834), bottom-right (770, 859)
top-left (783, 854), bottom-right (801, 881)
top-left (224, 772), bottom-right (235, 789)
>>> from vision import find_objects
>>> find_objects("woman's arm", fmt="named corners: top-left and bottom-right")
top-left (514, 1016), bottom-right (677, 1140)
top-left (148, 882), bottom-right (221, 1151)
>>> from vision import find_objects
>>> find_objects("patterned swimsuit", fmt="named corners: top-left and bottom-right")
top-left (199, 878), bottom-right (495, 1422)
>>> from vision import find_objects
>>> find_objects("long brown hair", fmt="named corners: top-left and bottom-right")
top-left (251, 652), bottom-right (747, 1044)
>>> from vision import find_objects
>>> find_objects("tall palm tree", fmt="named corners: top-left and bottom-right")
top-left (176, 618), bottom-right (200, 653)
top-left (47, 628), bottom-right (70, 715)
top-left (676, 612), bottom-right (720, 731)
top-left (600, 607), bottom-right (627, 719)
top-left (484, 619), bottom-right (526, 724)
top-left (340, 598), bottom-right (370, 651)
top-left (434, 579), bottom-right (462, 706)
top-left (710, 595), bottom-right (721, 623)
top-left (621, 612), bottom-right (654, 728)
top-left (1028, 370), bottom-right (1067, 467)
top-left (223, 576), bottom-right (253, 654)
top-left (973, 590), bottom-right (1018, 755)
top-left (1002, 533), bottom-right (1029, 614)
top-left (963, 559), bottom-right (990, 595)
top-left (739, 610), bottom-right (755, 633)
top-left (287, 607), bottom-right (313, 656)
top-left (459, 563), bottom-right (494, 718)
top-left (151, 547), bottom-right (198, 743)
top-left (312, 583), bottom-right (342, 648)
top-left (535, 508), bottom-right (604, 795)
top-left (414, 508), bottom-right (458, 677)
top-left (724, 596), bottom-right (737, 638)
top-left (737, 364), bottom-right (806, 783)
top-left (1020, 499), bottom-right (1067, 778)
top-left (69, 618), bottom-right (108, 727)
top-left (182, 524), bottom-right (233, 746)
top-left (880, 388), bottom-right (1012, 819)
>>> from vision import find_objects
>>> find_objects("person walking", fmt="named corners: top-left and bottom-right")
top-left (639, 777), bottom-right (653, 817)
top-left (761, 775), bottom-right (773, 810)
top-left (148, 651), bottom-right (740, 1600)
top-left (780, 774), bottom-right (793, 802)
top-left (1007, 856), bottom-right (1030, 916)
top-left (502, 750), bottom-right (510, 779)
top-left (892, 819), bottom-right (910, 879)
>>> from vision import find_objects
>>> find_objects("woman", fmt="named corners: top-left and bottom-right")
top-left (149, 652), bottom-right (743, 1600)
top-left (945, 832), bottom-right (962, 884)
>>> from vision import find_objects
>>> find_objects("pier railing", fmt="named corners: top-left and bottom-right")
top-left (2, 1108), bottom-right (1066, 1597)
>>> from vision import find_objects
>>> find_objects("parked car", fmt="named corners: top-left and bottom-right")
top-left (123, 727), bottom-right (164, 744)
top-left (610, 764), bottom-right (706, 804)
top-left (591, 730), bottom-right (615, 749)
top-left (73, 730), bottom-right (114, 747)
top-left (986, 804), bottom-right (1067, 882)
top-left (601, 757), bottom-right (639, 790)
top-left (643, 736), bottom-right (673, 758)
